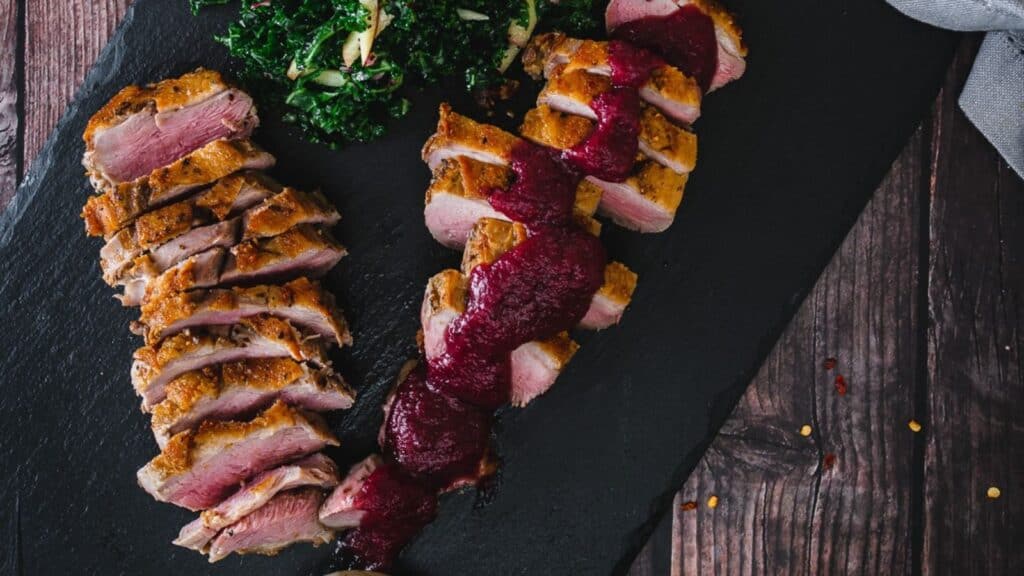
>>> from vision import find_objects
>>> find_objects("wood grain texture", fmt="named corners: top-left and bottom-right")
top-left (657, 125), bottom-right (926, 576)
top-left (0, 0), bottom-right (18, 207)
top-left (923, 38), bottom-right (1024, 576)
top-left (23, 0), bottom-right (130, 169)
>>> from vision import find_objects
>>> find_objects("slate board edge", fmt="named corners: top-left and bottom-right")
top-left (0, 2), bottom-right (139, 248)
top-left (608, 40), bottom-right (961, 576)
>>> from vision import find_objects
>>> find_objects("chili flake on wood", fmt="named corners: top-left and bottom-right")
top-left (680, 500), bottom-right (698, 511)
top-left (822, 453), bottom-right (837, 470)
top-left (834, 374), bottom-right (848, 396)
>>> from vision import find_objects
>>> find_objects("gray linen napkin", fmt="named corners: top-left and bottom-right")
top-left (887, 0), bottom-right (1024, 178)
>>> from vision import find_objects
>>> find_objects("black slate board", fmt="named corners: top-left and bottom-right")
top-left (0, 2), bottom-right (956, 574)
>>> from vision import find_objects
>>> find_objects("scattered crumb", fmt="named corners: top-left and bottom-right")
top-left (706, 495), bottom-right (719, 509)
top-left (834, 374), bottom-right (848, 395)
top-left (823, 453), bottom-right (837, 470)
top-left (987, 486), bottom-right (1001, 499)
top-left (680, 500), bottom-right (698, 512)
top-left (823, 357), bottom-right (837, 370)
top-left (800, 424), bottom-right (813, 437)
top-left (908, 419), bottom-right (922, 433)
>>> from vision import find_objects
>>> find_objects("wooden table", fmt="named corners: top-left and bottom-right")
top-left (2, 3), bottom-right (1020, 574)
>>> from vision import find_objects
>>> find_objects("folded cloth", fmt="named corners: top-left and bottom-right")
top-left (887, 1), bottom-right (1024, 179)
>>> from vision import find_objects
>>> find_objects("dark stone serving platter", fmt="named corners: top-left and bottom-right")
top-left (0, 1), bottom-right (956, 574)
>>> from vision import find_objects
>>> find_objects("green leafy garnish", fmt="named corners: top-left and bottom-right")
top-left (193, 1), bottom-right (601, 146)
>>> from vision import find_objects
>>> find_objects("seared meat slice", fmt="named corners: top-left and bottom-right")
top-left (521, 103), bottom-right (697, 175)
top-left (421, 103), bottom-right (519, 169)
top-left (605, 0), bottom-right (747, 92)
top-left (137, 400), bottom-right (338, 511)
top-left (107, 185), bottom-right (341, 290)
top-left (524, 33), bottom-right (702, 124)
top-left (461, 218), bottom-right (637, 331)
top-left (119, 247), bottom-right (226, 307)
top-left (151, 358), bottom-right (355, 447)
top-left (83, 69), bottom-right (258, 188)
top-left (100, 172), bottom-right (279, 283)
top-left (242, 187), bottom-right (340, 240)
top-left (318, 455), bottom-right (382, 529)
top-left (521, 112), bottom-right (688, 232)
top-left (136, 277), bottom-right (351, 347)
top-left (424, 155), bottom-right (601, 248)
top-left (81, 139), bottom-right (275, 238)
top-left (206, 487), bottom-right (333, 562)
top-left (220, 225), bottom-right (347, 287)
top-left (580, 262), bottom-right (639, 329)
top-left (174, 453), bottom-right (339, 552)
top-left (131, 315), bottom-right (329, 410)
top-left (588, 161), bottom-right (687, 233)
top-left (419, 272), bottom-right (578, 407)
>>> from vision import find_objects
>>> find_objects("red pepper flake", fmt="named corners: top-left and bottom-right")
top-left (823, 357), bottom-right (837, 370)
top-left (823, 453), bottom-right (837, 470)
top-left (680, 500), bottom-right (698, 512)
top-left (834, 374), bottom-right (848, 396)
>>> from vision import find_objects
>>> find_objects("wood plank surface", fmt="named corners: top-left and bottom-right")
top-left (23, 0), bottom-right (130, 170)
top-left (641, 120), bottom-right (926, 576)
top-left (923, 38), bottom-right (1024, 576)
top-left (0, 0), bottom-right (18, 207)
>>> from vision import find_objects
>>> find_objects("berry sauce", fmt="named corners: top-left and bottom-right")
top-left (611, 4), bottom-right (719, 92)
top-left (341, 463), bottom-right (439, 571)
top-left (343, 32), bottom-right (668, 574)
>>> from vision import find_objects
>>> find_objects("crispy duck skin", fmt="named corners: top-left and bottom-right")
top-left (151, 358), bottom-right (355, 448)
top-left (136, 277), bottom-right (352, 347)
top-left (131, 315), bottom-right (329, 410)
top-left (119, 247), bottom-right (227, 307)
top-left (424, 155), bottom-right (601, 248)
top-left (524, 98), bottom-right (698, 175)
top-left (206, 487), bottom-right (333, 563)
top-left (220, 224), bottom-right (347, 287)
top-left (100, 171), bottom-right (280, 284)
top-left (421, 103), bottom-right (520, 170)
top-left (174, 453), bottom-right (339, 553)
top-left (81, 138), bottom-right (275, 238)
top-left (242, 187), bottom-right (340, 240)
top-left (523, 33), bottom-right (702, 124)
top-left (604, 0), bottom-right (747, 92)
top-left (137, 400), bottom-right (338, 512)
top-left (83, 69), bottom-right (258, 188)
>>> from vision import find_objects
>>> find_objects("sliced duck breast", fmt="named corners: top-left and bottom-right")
top-left (588, 161), bottom-right (688, 233)
top-left (131, 315), bottom-right (329, 410)
top-left (524, 33), bottom-right (702, 124)
top-left (136, 277), bottom-right (351, 347)
top-left (220, 225), bottom-right (347, 287)
top-left (242, 187), bottom-right (340, 240)
top-left (151, 358), bottom-right (355, 447)
top-left (81, 138), bottom-right (275, 238)
top-left (83, 69), bottom-right (258, 188)
top-left (137, 400), bottom-right (338, 511)
top-left (318, 455), bottom-right (383, 529)
top-left (421, 103), bottom-right (519, 169)
top-left (99, 171), bottom-right (279, 283)
top-left (605, 0), bottom-right (747, 92)
top-left (424, 155), bottom-right (601, 248)
top-left (521, 103), bottom-right (697, 175)
top-left (118, 247), bottom-right (227, 307)
top-left (206, 487), bottom-right (333, 562)
top-left (174, 454), bottom-right (339, 552)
